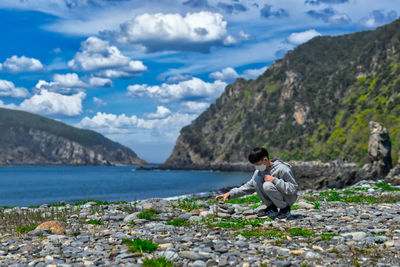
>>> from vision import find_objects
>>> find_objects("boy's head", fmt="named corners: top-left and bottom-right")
top-left (248, 147), bottom-right (269, 164)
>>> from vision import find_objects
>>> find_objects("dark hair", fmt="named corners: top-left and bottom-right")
top-left (248, 147), bottom-right (269, 164)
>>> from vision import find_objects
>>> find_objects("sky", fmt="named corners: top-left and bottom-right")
top-left (0, 0), bottom-right (398, 163)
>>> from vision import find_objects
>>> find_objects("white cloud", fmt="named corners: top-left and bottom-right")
top-left (89, 77), bottom-right (113, 87)
top-left (127, 77), bottom-right (227, 102)
top-left (35, 73), bottom-right (87, 94)
top-left (93, 97), bottom-right (107, 106)
top-left (241, 66), bottom-right (268, 79)
top-left (2, 55), bottom-right (44, 73)
top-left (0, 99), bottom-right (18, 110)
top-left (360, 10), bottom-right (398, 28)
top-left (115, 11), bottom-right (232, 52)
top-left (18, 90), bottom-right (86, 116)
top-left (287, 29), bottom-right (321, 45)
top-left (0, 79), bottom-right (30, 98)
top-left (180, 101), bottom-right (209, 113)
top-left (209, 67), bottom-right (239, 81)
top-left (238, 30), bottom-right (251, 41)
top-left (77, 110), bottom-right (197, 141)
top-left (68, 36), bottom-right (146, 78)
top-left (145, 106), bottom-right (171, 119)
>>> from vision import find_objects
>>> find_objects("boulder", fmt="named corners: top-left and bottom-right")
top-left (35, 220), bottom-right (65, 234)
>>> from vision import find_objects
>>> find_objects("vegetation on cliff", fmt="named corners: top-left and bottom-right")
top-left (0, 108), bottom-right (145, 165)
top-left (165, 18), bottom-right (400, 167)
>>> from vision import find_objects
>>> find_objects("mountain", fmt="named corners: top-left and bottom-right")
top-left (0, 108), bottom-right (146, 166)
top-left (164, 19), bottom-right (400, 168)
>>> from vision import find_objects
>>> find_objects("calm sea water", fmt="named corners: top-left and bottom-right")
top-left (0, 166), bottom-right (251, 207)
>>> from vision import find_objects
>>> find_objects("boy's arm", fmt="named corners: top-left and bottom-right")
top-left (272, 168), bottom-right (298, 195)
top-left (228, 170), bottom-right (258, 199)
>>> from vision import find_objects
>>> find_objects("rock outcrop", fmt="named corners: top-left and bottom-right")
top-left (367, 121), bottom-right (392, 178)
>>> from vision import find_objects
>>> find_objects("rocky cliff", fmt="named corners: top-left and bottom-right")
top-left (0, 108), bottom-right (146, 166)
top-left (163, 18), bottom-right (400, 169)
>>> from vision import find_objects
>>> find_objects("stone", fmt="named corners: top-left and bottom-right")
top-left (192, 260), bottom-right (207, 267)
top-left (179, 251), bottom-right (206, 260)
top-left (289, 249), bottom-right (304, 255)
top-left (305, 251), bottom-right (321, 259)
top-left (36, 221), bottom-right (65, 234)
top-left (341, 232), bottom-right (367, 241)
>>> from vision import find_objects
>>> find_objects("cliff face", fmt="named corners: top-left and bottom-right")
top-left (164, 18), bottom-right (400, 168)
top-left (0, 108), bottom-right (146, 166)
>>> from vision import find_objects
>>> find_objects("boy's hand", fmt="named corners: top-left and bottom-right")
top-left (264, 175), bottom-right (275, 182)
top-left (215, 192), bottom-right (230, 202)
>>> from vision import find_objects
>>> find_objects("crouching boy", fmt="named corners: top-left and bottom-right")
top-left (216, 147), bottom-right (298, 219)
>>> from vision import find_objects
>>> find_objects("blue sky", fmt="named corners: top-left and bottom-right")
top-left (0, 0), bottom-right (398, 163)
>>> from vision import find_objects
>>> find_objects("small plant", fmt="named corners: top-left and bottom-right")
top-left (142, 256), bottom-right (173, 267)
top-left (226, 194), bottom-right (260, 204)
top-left (165, 218), bottom-right (189, 227)
top-left (173, 198), bottom-right (205, 212)
top-left (235, 228), bottom-right (285, 239)
top-left (16, 223), bottom-right (39, 234)
top-left (250, 204), bottom-right (262, 210)
top-left (291, 205), bottom-right (299, 210)
top-left (122, 238), bottom-right (158, 253)
top-left (376, 182), bottom-right (400, 191)
top-left (314, 202), bottom-right (320, 209)
top-left (321, 233), bottom-right (340, 241)
top-left (288, 228), bottom-right (314, 237)
top-left (87, 219), bottom-right (103, 225)
top-left (129, 221), bottom-right (136, 227)
top-left (137, 210), bottom-right (157, 220)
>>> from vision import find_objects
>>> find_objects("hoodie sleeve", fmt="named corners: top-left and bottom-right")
top-left (228, 170), bottom-right (258, 199)
top-left (272, 166), bottom-right (298, 195)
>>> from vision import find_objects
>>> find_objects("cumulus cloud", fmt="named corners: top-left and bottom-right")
top-left (77, 110), bottom-right (198, 140)
top-left (287, 29), bottom-right (322, 45)
top-left (0, 79), bottom-right (30, 98)
top-left (2, 55), bottom-right (44, 73)
top-left (305, 0), bottom-right (349, 5)
top-left (260, 4), bottom-right (289, 19)
top-left (180, 101), bottom-right (209, 113)
top-left (145, 106), bottom-right (171, 119)
top-left (241, 66), bottom-right (268, 80)
top-left (89, 77), bottom-right (113, 87)
top-left (113, 12), bottom-right (234, 52)
top-left (68, 36), bottom-right (146, 78)
top-left (127, 77), bottom-right (227, 102)
top-left (93, 97), bottom-right (107, 106)
top-left (360, 10), bottom-right (398, 28)
top-left (35, 73), bottom-right (87, 94)
top-left (306, 8), bottom-right (351, 24)
top-left (5, 90), bottom-right (86, 116)
top-left (209, 67), bottom-right (239, 82)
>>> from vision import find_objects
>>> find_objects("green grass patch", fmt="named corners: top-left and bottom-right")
top-left (122, 238), bottom-right (158, 253)
top-left (16, 223), bottom-right (39, 234)
top-left (291, 205), bottom-right (299, 210)
top-left (235, 228), bottom-right (286, 239)
top-left (288, 228), bottom-right (315, 237)
top-left (137, 210), bottom-right (157, 220)
top-left (172, 198), bottom-right (205, 212)
top-left (142, 256), bottom-right (173, 267)
top-left (321, 233), bottom-right (340, 241)
top-left (129, 221), bottom-right (136, 227)
top-left (203, 217), bottom-right (270, 229)
top-left (226, 194), bottom-right (261, 204)
top-left (87, 219), bottom-right (103, 225)
top-left (376, 182), bottom-right (400, 191)
top-left (165, 218), bottom-right (190, 227)
top-left (306, 189), bottom-right (400, 204)
top-left (250, 204), bottom-right (262, 210)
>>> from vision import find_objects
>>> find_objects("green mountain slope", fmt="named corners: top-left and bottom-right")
top-left (164, 19), bottom-right (400, 167)
top-left (0, 108), bottom-right (146, 165)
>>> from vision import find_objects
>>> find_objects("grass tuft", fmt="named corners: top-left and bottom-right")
top-left (122, 238), bottom-right (158, 253)
top-left (142, 256), bottom-right (173, 267)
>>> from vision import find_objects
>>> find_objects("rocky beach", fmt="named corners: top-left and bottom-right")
top-left (1, 180), bottom-right (399, 267)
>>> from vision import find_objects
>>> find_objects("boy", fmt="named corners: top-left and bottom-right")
top-left (215, 147), bottom-right (298, 219)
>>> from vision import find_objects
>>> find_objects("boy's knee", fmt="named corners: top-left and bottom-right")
top-left (263, 181), bottom-right (277, 192)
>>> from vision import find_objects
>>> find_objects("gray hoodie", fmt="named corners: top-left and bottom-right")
top-left (228, 160), bottom-right (298, 199)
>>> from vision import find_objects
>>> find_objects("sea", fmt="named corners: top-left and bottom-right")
top-left (0, 166), bottom-right (252, 207)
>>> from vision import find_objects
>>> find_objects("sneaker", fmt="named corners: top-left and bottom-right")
top-left (276, 206), bottom-right (291, 219)
top-left (257, 205), bottom-right (278, 219)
